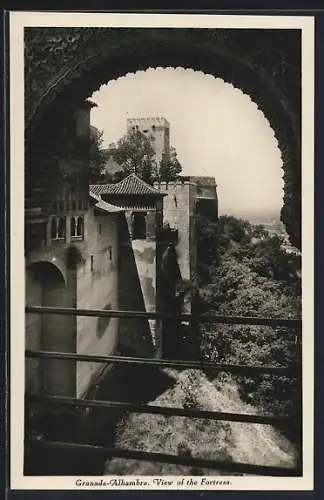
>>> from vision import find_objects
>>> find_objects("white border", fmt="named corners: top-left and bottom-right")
top-left (10, 12), bottom-right (315, 491)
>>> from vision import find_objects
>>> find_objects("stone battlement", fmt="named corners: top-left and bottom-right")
top-left (154, 176), bottom-right (215, 191)
top-left (153, 181), bottom-right (192, 191)
top-left (127, 117), bottom-right (170, 128)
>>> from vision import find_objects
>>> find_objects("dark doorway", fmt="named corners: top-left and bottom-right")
top-left (132, 212), bottom-right (146, 240)
top-left (25, 261), bottom-right (75, 397)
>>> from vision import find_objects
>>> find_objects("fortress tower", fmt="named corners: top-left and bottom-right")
top-left (127, 117), bottom-right (170, 169)
top-left (154, 176), bottom-right (218, 313)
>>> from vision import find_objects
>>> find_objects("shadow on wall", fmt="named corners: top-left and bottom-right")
top-left (161, 245), bottom-right (182, 315)
top-left (97, 302), bottom-right (112, 339)
top-left (117, 214), bottom-right (154, 358)
top-left (160, 245), bottom-right (185, 359)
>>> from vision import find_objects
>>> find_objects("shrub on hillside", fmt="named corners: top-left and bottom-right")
top-left (195, 214), bottom-right (301, 422)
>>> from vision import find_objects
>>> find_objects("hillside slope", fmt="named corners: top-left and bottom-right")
top-left (104, 215), bottom-right (301, 475)
top-left (104, 368), bottom-right (297, 475)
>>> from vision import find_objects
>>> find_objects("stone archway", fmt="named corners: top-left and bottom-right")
top-left (25, 261), bottom-right (76, 396)
top-left (25, 27), bottom-right (301, 248)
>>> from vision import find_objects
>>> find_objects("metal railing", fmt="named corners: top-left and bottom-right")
top-left (25, 305), bottom-right (302, 476)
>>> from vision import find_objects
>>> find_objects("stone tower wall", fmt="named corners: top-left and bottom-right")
top-left (154, 176), bottom-right (218, 296)
top-left (127, 117), bottom-right (170, 167)
top-left (153, 179), bottom-right (197, 287)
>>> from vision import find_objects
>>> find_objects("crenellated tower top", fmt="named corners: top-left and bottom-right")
top-left (127, 117), bottom-right (170, 129)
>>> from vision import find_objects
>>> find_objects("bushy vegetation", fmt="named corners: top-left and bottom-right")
top-left (194, 214), bottom-right (302, 421)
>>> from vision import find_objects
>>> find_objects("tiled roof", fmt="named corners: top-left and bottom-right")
top-left (90, 174), bottom-right (166, 198)
top-left (89, 184), bottom-right (112, 196)
top-left (89, 191), bottom-right (124, 214)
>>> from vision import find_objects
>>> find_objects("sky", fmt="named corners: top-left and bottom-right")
top-left (90, 68), bottom-right (283, 220)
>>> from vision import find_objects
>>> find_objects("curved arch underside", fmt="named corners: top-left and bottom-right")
top-left (27, 260), bottom-right (66, 286)
top-left (25, 27), bottom-right (301, 248)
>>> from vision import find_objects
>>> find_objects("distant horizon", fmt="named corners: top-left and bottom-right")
top-left (91, 68), bottom-right (284, 219)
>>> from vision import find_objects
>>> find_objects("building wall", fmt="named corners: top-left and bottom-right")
top-left (131, 239), bottom-right (157, 342)
top-left (153, 177), bottom-right (218, 313)
top-left (25, 204), bottom-right (121, 399)
top-left (117, 215), bottom-right (155, 358)
top-left (190, 176), bottom-right (218, 201)
top-left (75, 208), bottom-right (120, 398)
top-left (25, 100), bottom-right (124, 400)
top-left (117, 203), bottom-right (164, 358)
top-left (154, 180), bottom-right (196, 283)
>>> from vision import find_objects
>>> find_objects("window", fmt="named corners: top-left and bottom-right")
top-left (51, 217), bottom-right (66, 240)
top-left (132, 213), bottom-right (146, 240)
top-left (53, 201), bottom-right (58, 212)
top-left (59, 201), bottom-right (64, 211)
top-left (90, 255), bottom-right (94, 272)
top-left (78, 199), bottom-right (83, 210)
top-left (72, 200), bottom-right (76, 211)
top-left (107, 246), bottom-right (112, 261)
top-left (98, 223), bottom-right (102, 234)
top-left (71, 215), bottom-right (84, 239)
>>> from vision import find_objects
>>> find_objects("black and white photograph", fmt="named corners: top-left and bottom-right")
top-left (10, 12), bottom-right (314, 490)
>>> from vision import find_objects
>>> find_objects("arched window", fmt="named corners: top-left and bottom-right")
top-left (77, 216), bottom-right (84, 237)
top-left (71, 215), bottom-right (84, 239)
top-left (51, 216), bottom-right (66, 240)
top-left (58, 217), bottom-right (66, 239)
top-left (70, 216), bottom-right (76, 236)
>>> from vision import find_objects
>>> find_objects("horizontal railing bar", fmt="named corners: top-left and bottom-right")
top-left (25, 349), bottom-right (299, 377)
top-left (26, 393), bottom-right (297, 426)
top-left (25, 306), bottom-right (302, 329)
top-left (26, 438), bottom-right (301, 476)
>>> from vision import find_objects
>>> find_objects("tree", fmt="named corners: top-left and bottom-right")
top-left (159, 147), bottom-right (182, 182)
top-left (195, 214), bottom-right (301, 420)
top-left (196, 212), bottom-right (220, 282)
top-left (88, 127), bottom-right (109, 182)
top-left (112, 128), bottom-right (157, 184)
